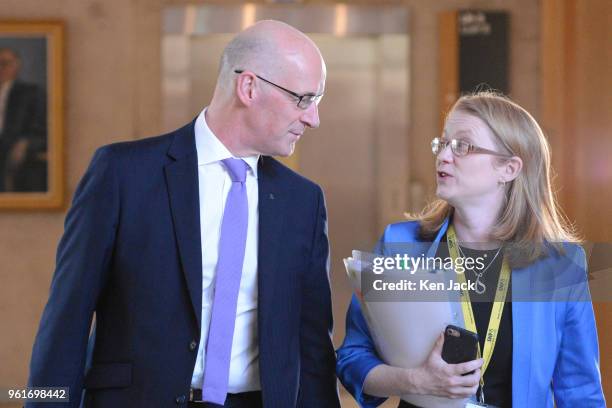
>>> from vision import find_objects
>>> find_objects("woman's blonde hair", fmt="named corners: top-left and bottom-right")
top-left (411, 91), bottom-right (579, 266)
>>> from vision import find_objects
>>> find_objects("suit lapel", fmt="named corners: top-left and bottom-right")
top-left (426, 217), bottom-right (450, 257)
top-left (512, 269), bottom-right (533, 406)
top-left (165, 122), bottom-right (203, 329)
top-left (257, 157), bottom-right (286, 349)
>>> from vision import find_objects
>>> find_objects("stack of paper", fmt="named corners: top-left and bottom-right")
top-left (344, 250), bottom-right (468, 408)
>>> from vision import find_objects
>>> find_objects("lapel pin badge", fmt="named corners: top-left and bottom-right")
top-left (269, 193), bottom-right (275, 200)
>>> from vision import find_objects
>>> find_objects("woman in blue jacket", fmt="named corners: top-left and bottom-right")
top-left (337, 92), bottom-right (605, 407)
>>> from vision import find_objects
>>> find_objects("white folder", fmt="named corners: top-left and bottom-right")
top-left (344, 250), bottom-right (469, 408)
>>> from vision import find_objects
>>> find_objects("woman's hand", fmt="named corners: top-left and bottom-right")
top-left (363, 332), bottom-right (483, 399)
top-left (407, 332), bottom-right (483, 398)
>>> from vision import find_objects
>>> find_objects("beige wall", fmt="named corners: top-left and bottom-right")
top-left (0, 0), bottom-right (539, 403)
top-left (0, 0), bottom-right (160, 390)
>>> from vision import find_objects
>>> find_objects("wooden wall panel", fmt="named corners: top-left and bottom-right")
top-left (438, 11), bottom-right (458, 131)
top-left (541, 0), bottom-right (612, 399)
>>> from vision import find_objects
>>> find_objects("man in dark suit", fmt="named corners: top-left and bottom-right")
top-left (0, 47), bottom-right (47, 192)
top-left (28, 20), bottom-right (339, 407)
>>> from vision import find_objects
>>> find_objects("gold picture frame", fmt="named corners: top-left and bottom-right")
top-left (0, 21), bottom-right (64, 209)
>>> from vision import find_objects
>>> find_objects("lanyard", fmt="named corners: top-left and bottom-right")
top-left (446, 225), bottom-right (510, 402)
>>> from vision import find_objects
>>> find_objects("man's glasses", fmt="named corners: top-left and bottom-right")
top-left (431, 137), bottom-right (513, 158)
top-left (234, 69), bottom-right (323, 110)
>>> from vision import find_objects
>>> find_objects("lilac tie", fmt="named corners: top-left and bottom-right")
top-left (202, 158), bottom-right (249, 404)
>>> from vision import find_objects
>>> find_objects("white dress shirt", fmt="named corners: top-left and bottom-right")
top-left (0, 80), bottom-right (14, 134)
top-left (190, 108), bottom-right (261, 393)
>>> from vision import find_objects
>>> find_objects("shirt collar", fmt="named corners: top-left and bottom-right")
top-left (0, 79), bottom-right (14, 91)
top-left (194, 107), bottom-right (259, 178)
top-left (0, 79), bottom-right (14, 98)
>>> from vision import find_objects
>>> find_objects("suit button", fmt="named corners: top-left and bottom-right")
top-left (189, 340), bottom-right (197, 351)
top-left (175, 394), bottom-right (186, 404)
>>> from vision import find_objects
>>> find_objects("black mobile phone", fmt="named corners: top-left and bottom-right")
top-left (441, 325), bottom-right (479, 365)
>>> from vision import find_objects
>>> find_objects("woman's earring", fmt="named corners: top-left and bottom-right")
top-left (498, 179), bottom-right (506, 186)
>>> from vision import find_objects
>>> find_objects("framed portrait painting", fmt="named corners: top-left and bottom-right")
top-left (0, 21), bottom-right (64, 209)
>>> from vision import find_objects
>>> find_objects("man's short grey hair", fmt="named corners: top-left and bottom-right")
top-left (217, 34), bottom-right (281, 92)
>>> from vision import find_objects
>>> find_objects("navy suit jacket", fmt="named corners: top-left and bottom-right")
top-left (0, 80), bottom-right (47, 191)
top-left (0, 80), bottom-right (47, 149)
top-left (28, 121), bottom-right (340, 407)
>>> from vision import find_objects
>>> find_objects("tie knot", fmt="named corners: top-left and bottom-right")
top-left (222, 158), bottom-right (248, 183)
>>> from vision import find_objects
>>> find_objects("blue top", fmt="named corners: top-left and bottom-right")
top-left (336, 219), bottom-right (606, 407)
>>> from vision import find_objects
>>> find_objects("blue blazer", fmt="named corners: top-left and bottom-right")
top-left (337, 219), bottom-right (605, 407)
top-left (27, 121), bottom-right (340, 407)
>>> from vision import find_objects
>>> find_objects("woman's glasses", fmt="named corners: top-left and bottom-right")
top-left (431, 137), bottom-right (513, 158)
